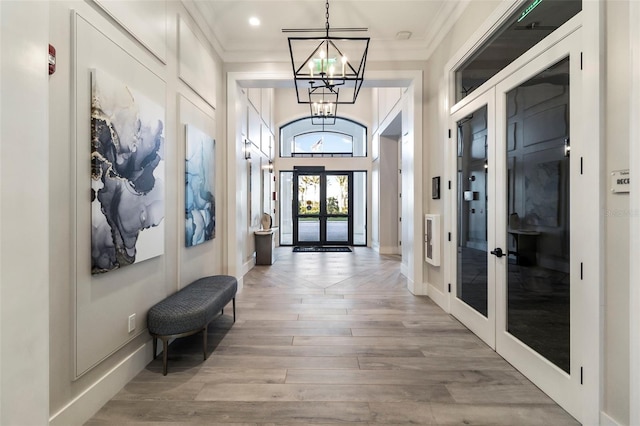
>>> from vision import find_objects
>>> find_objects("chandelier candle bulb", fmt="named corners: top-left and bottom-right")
top-left (341, 56), bottom-right (347, 77)
top-left (309, 61), bottom-right (314, 78)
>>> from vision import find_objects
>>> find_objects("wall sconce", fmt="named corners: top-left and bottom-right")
top-left (261, 160), bottom-right (274, 173)
top-left (244, 139), bottom-right (251, 160)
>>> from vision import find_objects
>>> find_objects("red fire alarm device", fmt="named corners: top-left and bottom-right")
top-left (48, 44), bottom-right (56, 75)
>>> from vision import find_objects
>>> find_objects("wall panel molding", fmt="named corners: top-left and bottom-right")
top-left (92, 0), bottom-right (167, 64)
top-left (178, 15), bottom-right (217, 109)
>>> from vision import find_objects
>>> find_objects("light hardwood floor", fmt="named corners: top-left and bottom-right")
top-left (86, 247), bottom-right (579, 425)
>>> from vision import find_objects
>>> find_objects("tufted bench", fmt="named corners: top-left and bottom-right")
top-left (147, 275), bottom-right (237, 375)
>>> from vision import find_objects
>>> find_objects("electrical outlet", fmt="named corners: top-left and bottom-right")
top-left (128, 314), bottom-right (136, 333)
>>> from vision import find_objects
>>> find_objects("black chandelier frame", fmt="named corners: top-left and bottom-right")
top-left (283, 0), bottom-right (370, 105)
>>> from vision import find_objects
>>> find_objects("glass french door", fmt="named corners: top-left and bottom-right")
top-left (450, 31), bottom-right (582, 420)
top-left (450, 89), bottom-right (496, 347)
top-left (494, 32), bottom-right (582, 419)
top-left (293, 171), bottom-right (352, 245)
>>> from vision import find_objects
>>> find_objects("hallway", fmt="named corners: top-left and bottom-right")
top-left (87, 247), bottom-right (578, 425)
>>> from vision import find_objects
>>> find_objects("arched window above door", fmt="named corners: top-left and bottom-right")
top-left (279, 117), bottom-right (367, 158)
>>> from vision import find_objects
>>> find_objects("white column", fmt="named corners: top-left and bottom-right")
top-left (0, 1), bottom-right (50, 424)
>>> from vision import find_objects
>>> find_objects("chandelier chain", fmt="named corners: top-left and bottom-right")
top-left (325, 0), bottom-right (330, 33)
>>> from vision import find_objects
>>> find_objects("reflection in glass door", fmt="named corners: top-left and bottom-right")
top-left (457, 104), bottom-right (489, 317)
top-left (325, 174), bottom-right (350, 243)
top-left (503, 57), bottom-right (571, 373)
top-left (295, 174), bottom-right (321, 243)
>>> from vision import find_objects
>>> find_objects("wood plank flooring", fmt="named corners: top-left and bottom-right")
top-left (86, 247), bottom-right (579, 425)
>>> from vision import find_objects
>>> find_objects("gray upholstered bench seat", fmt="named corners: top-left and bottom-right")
top-left (147, 275), bottom-right (237, 375)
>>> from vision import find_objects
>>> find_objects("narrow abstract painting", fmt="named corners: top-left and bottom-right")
top-left (91, 69), bottom-right (165, 274)
top-left (185, 125), bottom-right (215, 246)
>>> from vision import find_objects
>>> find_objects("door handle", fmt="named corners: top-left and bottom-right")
top-left (490, 248), bottom-right (504, 258)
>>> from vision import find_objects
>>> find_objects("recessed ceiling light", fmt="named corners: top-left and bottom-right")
top-left (249, 17), bottom-right (260, 27)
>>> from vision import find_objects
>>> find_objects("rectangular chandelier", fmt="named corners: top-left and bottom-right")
top-left (284, 0), bottom-right (369, 105)
top-left (309, 87), bottom-right (337, 125)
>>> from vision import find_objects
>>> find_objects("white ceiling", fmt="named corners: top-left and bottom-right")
top-left (191, 0), bottom-right (469, 63)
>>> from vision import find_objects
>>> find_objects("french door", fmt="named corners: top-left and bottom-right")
top-left (449, 31), bottom-right (583, 420)
top-left (293, 171), bottom-right (353, 245)
top-left (450, 89), bottom-right (496, 346)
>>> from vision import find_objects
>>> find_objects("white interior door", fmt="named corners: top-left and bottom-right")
top-left (494, 31), bottom-right (582, 420)
top-left (450, 88), bottom-right (496, 348)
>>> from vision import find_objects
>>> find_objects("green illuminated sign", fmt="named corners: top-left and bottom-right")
top-left (517, 0), bottom-right (543, 23)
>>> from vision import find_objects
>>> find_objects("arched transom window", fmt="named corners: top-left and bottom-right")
top-left (280, 117), bottom-right (367, 157)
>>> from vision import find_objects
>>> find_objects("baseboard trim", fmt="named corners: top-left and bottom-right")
top-left (241, 257), bottom-right (254, 275)
top-left (379, 245), bottom-right (401, 255)
top-left (49, 342), bottom-right (151, 426)
top-left (427, 282), bottom-right (449, 313)
top-left (600, 411), bottom-right (622, 426)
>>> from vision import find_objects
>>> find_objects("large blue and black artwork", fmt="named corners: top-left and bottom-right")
top-left (91, 70), bottom-right (165, 274)
top-left (185, 125), bottom-right (215, 247)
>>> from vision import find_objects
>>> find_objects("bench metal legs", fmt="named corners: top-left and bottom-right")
top-left (153, 330), bottom-right (203, 376)
top-left (151, 335), bottom-right (169, 376)
top-left (151, 336), bottom-right (169, 376)
top-left (203, 324), bottom-right (208, 361)
top-left (222, 298), bottom-right (237, 322)
top-left (151, 298), bottom-right (237, 376)
top-left (159, 337), bottom-right (169, 376)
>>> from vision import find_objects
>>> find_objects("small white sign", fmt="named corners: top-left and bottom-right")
top-left (611, 169), bottom-right (630, 193)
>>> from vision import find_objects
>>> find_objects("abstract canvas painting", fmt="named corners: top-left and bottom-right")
top-left (91, 69), bottom-right (165, 274)
top-left (185, 125), bottom-right (215, 246)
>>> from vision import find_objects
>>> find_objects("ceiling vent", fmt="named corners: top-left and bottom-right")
top-left (395, 31), bottom-right (412, 40)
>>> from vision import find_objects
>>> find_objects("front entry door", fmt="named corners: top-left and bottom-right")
top-left (449, 31), bottom-right (582, 421)
top-left (293, 171), bottom-right (352, 245)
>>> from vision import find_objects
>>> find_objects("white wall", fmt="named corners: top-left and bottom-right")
top-left (378, 135), bottom-right (400, 253)
top-left (422, 0), bottom-right (500, 297)
top-left (604, 2), bottom-right (631, 424)
top-left (46, 1), bottom-right (225, 424)
top-left (242, 87), bottom-right (275, 266)
top-left (0, 2), bottom-right (50, 424)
